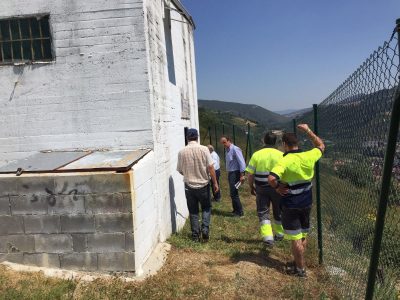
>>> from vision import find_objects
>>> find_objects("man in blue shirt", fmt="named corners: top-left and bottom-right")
top-left (220, 136), bottom-right (246, 217)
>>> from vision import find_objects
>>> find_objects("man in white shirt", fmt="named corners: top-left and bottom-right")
top-left (207, 145), bottom-right (221, 201)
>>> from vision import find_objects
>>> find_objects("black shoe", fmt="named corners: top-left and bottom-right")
top-left (263, 240), bottom-right (274, 248)
top-left (191, 234), bottom-right (200, 242)
top-left (202, 231), bottom-right (209, 242)
top-left (274, 235), bottom-right (284, 241)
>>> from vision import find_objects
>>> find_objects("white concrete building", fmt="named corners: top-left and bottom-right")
top-left (0, 0), bottom-right (198, 275)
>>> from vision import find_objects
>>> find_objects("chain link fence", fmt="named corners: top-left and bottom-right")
top-left (294, 21), bottom-right (400, 299)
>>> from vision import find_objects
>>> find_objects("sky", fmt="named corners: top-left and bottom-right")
top-left (181, 0), bottom-right (400, 111)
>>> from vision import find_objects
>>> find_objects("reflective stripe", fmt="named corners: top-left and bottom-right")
top-left (255, 171), bottom-right (270, 175)
top-left (260, 220), bottom-right (271, 226)
top-left (274, 220), bottom-right (282, 225)
top-left (301, 228), bottom-right (310, 233)
top-left (255, 177), bottom-right (268, 182)
top-left (272, 222), bottom-right (284, 236)
top-left (284, 229), bottom-right (302, 235)
top-left (263, 235), bottom-right (274, 242)
top-left (246, 165), bottom-right (256, 171)
top-left (288, 180), bottom-right (312, 186)
top-left (288, 183), bottom-right (313, 195)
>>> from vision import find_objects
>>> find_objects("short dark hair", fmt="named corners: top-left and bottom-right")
top-left (221, 136), bottom-right (231, 142)
top-left (263, 132), bottom-right (277, 146)
top-left (282, 133), bottom-right (298, 147)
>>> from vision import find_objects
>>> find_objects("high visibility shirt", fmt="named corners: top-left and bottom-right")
top-left (270, 148), bottom-right (322, 208)
top-left (246, 147), bottom-right (283, 186)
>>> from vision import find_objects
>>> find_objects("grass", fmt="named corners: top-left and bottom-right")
top-left (0, 170), bottom-right (339, 299)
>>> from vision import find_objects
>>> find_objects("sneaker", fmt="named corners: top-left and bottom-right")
top-left (284, 261), bottom-right (296, 274)
top-left (274, 235), bottom-right (284, 241)
top-left (295, 268), bottom-right (307, 278)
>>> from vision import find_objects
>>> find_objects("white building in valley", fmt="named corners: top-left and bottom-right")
top-left (0, 0), bottom-right (198, 275)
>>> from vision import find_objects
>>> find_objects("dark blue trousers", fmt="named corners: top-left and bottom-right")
top-left (228, 171), bottom-right (243, 216)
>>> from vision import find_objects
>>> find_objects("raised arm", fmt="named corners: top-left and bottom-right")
top-left (297, 124), bottom-right (325, 152)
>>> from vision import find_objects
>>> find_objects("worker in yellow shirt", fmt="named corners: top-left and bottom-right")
top-left (246, 132), bottom-right (284, 247)
top-left (268, 124), bottom-right (325, 277)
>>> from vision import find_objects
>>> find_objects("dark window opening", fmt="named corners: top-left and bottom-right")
top-left (163, 7), bottom-right (176, 84)
top-left (0, 15), bottom-right (53, 65)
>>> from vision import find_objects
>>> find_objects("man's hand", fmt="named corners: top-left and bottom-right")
top-left (240, 174), bottom-right (245, 183)
top-left (250, 186), bottom-right (256, 196)
top-left (213, 183), bottom-right (219, 194)
top-left (276, 184), bottom-right (289, 196)
top-left (297, 123), bottom-right (310, 133)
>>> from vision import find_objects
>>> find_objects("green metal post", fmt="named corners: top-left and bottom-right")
top-left (365, 19), bottom-right (400, 300)
top-left (313, 104), bottom-right (323, 265)
top-left (293, 119), bottom-right (297, 135)
top-left (222, 124), bottom-right (225, 163)
top-left (245, 123), bottom-right (250, 161)
top-left (233, 125), bottom-right (236, 144)
top-left (208, 126), bottom-right (212, 145)
top-left (214, 124), bottom-right (218, 154)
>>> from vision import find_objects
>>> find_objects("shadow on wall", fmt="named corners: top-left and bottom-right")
top-left (169, 176), bottom-right (177, 233)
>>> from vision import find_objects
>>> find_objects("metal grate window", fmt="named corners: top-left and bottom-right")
top-left (0, 15), bottom-right (53, 64)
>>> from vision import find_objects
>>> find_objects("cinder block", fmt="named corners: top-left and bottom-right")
top-left (10, 195), bottom-right (48, 215)
top-left (85, 193), bottom-right (132, 214)
top-left (16, 176), bottom-right (55, 196)
top-left (0, 177), bottom-right (18, 196)
top-left (125, 233), bottom-right (135, 251)
top-left (61, 253), bottom-right (98, 271)
top-left (0, 196), bottom-right (10, 215)
top-left (0, 253), bottom-right (24, 264)
top-left (61, 215), bottom-right (95, 233)
top-left (48, 195), bottom-right (85, 215)
top-left (72, 234), bottom-right (87, 252)
top-left (87, 233), bottom-right (125, 253)
top-left (95, 213), bottom-right (133, 233)
top-left (23, 253), bottom-right (60, 268)
top-left (24, 215), bottom-right (61, 234)
top-left (98, 252), bottom-right (135, 271)
top-left (54, 173), bottom-right (131, 195)
top-left (0, 235), bottom-right (35, 253)
top-left (0, 216), bottom-right (24, 235)
top-left (34, 234), bottom-right (73, 253)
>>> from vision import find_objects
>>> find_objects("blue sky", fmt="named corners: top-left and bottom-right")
top-left (181, 0), bottom-right (399, 111)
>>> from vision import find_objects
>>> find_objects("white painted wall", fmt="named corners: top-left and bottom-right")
top-left (143, 0), bottom-right (198, 245)
top-left (0, 0), bottom-right (153, 165)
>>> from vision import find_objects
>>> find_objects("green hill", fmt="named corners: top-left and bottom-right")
top-left (198, 99), bottom-right (289, 128)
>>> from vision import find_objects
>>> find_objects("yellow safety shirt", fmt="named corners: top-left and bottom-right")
top-left (246, 147), bottom-right (283, 186)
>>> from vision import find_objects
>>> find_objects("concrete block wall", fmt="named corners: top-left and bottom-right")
top-left (0, 0), bottom-right (153, 165)
top-left (0, 172), bottom-right (135, 272)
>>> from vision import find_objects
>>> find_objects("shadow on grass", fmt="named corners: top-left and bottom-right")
top-left (230, 250), bottom-right (286, 273)
top-left (211, 208), bottom-right (234, 217)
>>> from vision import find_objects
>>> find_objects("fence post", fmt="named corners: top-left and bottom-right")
top-left (214, 124), bottom-right (218, 153)
top-left (365, 19), bottom-right (400, 300)
top-left (222, 124), bottom-right (225, 163)
top-left (313, 104), bottom-right (323, 265)
top-left (208, 126), bottom-right (212, 145)
top-left (293, 119), bottom-right (297, 135)
top-left (233, 125), bottom-right (236, 144)
top-left (245, 123), bottom-right (250, 161)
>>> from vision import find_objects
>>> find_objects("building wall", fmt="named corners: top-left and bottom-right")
top-left (0, 171), bottom-right (135, 272)
top-left (142, 0), bottom-right (198, 258)
top-left (0, 0), bottom-right (153, 165)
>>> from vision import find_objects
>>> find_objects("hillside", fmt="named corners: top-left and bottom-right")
top-left (198, 99), bottom-right (289, 128)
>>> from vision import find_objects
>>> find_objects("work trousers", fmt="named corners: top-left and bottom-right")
top-left (255, 184), bottom-right (282, 223)
top-left (185, 184), bottom-right (211, 238)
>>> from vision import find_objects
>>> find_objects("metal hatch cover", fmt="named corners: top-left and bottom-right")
top-left (0, 151), bottom-right (90, 174)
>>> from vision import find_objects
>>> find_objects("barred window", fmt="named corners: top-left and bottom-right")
top-left (0, 15), bottom-right (53, 64)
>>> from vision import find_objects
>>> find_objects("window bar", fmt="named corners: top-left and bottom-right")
top-left (28, 18), bottom-right (34, 60)
top-left (8, 20), bottom-right (14, 62)
top-left (38, 18), bottom-right (45, 59)
top-left (18, 19), bottom-right (23, 61)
